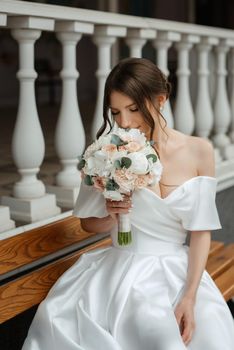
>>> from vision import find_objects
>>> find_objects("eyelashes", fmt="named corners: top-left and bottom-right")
top-left (111, 111), bottom-right (119, 116)
top-left (111, 108), bottom-right (138, 116)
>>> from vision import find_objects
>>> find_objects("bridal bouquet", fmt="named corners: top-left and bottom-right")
top-left (78, 128), bottom-right (163, 246)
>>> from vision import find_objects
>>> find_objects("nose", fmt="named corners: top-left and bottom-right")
top-left (118, 113), bottom-right (131, 129)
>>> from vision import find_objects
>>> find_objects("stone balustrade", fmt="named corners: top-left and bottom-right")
top-left (0, 0), bottom-right (234, 235)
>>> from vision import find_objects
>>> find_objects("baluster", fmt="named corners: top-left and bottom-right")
top-left (125, 28), bottom-right (156, 58)
top-left (229, 47), bottom-right (234, 144)
top-left (2, 18), bottom-right (60, 223)
top-left (152, 31), bottom-right (180, 128)
top-left (47, 22), bottom-right (93, 208)
top-left (174, 34), bottom-right (199, 134)
top-left (195, 37), bottom-right (217, 138)
top-left (91, 25), bottom-right (126, 140)
top-left (0, 13), bottom-right (6, 26)
top-left (213, 39), bottom-right (234, 159)
top-left (194, 37), bottom-right (222, 162)
top-left (0, 206), bottom-right (15, 233)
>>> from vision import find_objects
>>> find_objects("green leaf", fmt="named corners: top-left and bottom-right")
top-left (110, 134), bottom-right (124, 146)
top-left (78, 158), bottom-right (86, 170)
top-left (121, 157), bottom-right (132, 169)
top-left (106, 179), bottom-right (120, 191)
top-left (146, 154), bottom-right (157, 163)
top-left (84, 175), bottom-right (94, 186)
top-left (114, 160), bottom-right (122, 169)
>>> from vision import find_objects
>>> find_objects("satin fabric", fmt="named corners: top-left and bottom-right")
top-left (22, 176), bottom-right (234, 350)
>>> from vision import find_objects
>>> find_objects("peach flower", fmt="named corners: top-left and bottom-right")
top-left (125, 141), bottom-right (142, 152)
top-left (118, 145), bottom-right (128, 152)
top-left (114, 169), bottom-right (137, 193)
top-left (93, 176), bottom-right (105, 192)
top-left (134, 174), bottom-right (150, 188)
top-left (102, 144), bottom-right (117, 154)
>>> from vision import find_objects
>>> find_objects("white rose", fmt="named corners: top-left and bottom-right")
top-left (84, 156), bottom-right (108, 177)
top-left (115, 127), bottom-right (146, 147)
top-left (150, 161), bottom-right (163, 184)
top-left (127, 128), bottom-right (146, 146)
top-left (94, 150), bottom-right (108, 161)
top-left (103, 190), bottom-right (123, 201)
top-left (140, 145), bottom-right (156, 157)
top-left (128, 152), bottom-right (149, 175)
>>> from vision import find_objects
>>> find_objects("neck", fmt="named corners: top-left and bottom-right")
top-left (151, 118), bottom-right (169, 153)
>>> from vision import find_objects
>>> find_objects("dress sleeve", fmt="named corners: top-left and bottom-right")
top-left (172, 177), bottom-right (222, 231)
top-left (73, 181), bottom-right (109, 218)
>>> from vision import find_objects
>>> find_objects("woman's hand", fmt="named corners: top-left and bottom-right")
top-left (174, 296), bottom-right (196, 346)
top-left (106, 193), bottom-right (132, 220)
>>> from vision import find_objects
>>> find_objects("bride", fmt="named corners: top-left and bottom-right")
top-left (22, 57), bottom-right (234, 349)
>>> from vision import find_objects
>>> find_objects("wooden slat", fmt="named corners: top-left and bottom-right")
top-left (0, 238), bottom-right (112, 324)
top-left (208, 241), bottom-right (225, 258)
top-left (214, 265), bottom-right (234, 301)
top-left (206, 245), bottom-right (234, 279)
top-left (0, 216), bottom-right (98, 275)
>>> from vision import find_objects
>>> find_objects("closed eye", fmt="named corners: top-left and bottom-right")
top-left (111, 110), bottom-right (119, 116)
top-left (110, 107), bottom-right (138, 116)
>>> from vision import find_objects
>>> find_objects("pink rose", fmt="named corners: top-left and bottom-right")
top-left (102, 144), bottom-right (117, 154)
top-left (118, 145), bottom-right (128, 152)
top-left (114, 169), bottom-right (135, 193)
top-left (134, 174), bottom-right (151, 188)
top-left (125, 141), bottom-right (142, 152)
top-left (93, 176), bottom-right (105, 192)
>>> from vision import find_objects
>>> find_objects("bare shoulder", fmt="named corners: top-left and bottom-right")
top-left (186, 135), bottom-right (215, 176)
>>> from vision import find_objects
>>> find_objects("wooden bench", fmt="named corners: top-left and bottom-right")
top-left (0, 216), bottom-right (233, 325)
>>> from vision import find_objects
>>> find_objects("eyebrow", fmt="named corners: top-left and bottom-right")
top-left (110, 102), bottom-right (136, 110)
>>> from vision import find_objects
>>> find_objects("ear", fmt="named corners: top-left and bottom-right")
top-left (157, 94), bottom-right (167, 108)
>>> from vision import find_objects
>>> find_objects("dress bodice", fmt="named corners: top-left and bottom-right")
top-left (73, 176), bottom-right (222, 248)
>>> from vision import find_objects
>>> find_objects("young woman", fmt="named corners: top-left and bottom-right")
top-left (22, 58), bottom-right (234, 349)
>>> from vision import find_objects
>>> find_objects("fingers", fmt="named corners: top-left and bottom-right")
top-left (174, 309), bottom-right (195, 346)
top-left (174, 309), bottom-right (183, 332)
top-left (181, 317), bottom-right (195, 345)
top-left (106, 195), bottom-right (133, 215)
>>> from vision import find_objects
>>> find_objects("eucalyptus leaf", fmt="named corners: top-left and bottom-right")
top-left (84, 175), bottom-right (94, 186)
top-left (114, 160), bottom-right (122, 169)
top-left (146, 154), bottom-right (157, 163)
top-left (78, 159), bottom-right (86, 170)
top-left (121, 157), bottom-right (132, 169)
top-left (110, 134), bottom-right (124, 146)
top-left (106, 179), bottom-right (120, 191)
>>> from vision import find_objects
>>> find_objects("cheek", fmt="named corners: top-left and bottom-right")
top-left (136, 115), bottom-right (150, 129)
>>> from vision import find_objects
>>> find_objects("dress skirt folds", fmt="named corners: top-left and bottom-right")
top-left (22, 176), bottom-right (234, 350)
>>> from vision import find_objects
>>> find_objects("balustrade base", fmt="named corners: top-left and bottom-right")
top-left (1, 194), bottom-right (61, 223)
top-left (216, 158), bottom-right (234, 191)
top-left (221, 144), bottom-right (234, 160)
top-left (0, 206), bottom-right (15, 233)
top-left (214, 148), bottom-right (223, 163)
top-left (46, 185), bottom-right (79, 209)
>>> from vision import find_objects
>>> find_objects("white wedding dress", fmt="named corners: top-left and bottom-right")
top-left (22, 176), bottom-right (234, 350)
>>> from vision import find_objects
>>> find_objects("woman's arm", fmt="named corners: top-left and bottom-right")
top-left (80, 193), bottom-right (132, 233)
top-left (184, 136), bottom-right (215, 299)
top-left (174, 137), bottom-right (216, 345)
top-left (80, 215), bottom-right (117, 233)
top-left (182, 231), bottom-right (211, 300)
top-left (175, 231), bottom-right (211, 346)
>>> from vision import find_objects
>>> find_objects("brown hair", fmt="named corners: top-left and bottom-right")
top-left (96, 57), bottom-right (171, 141)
